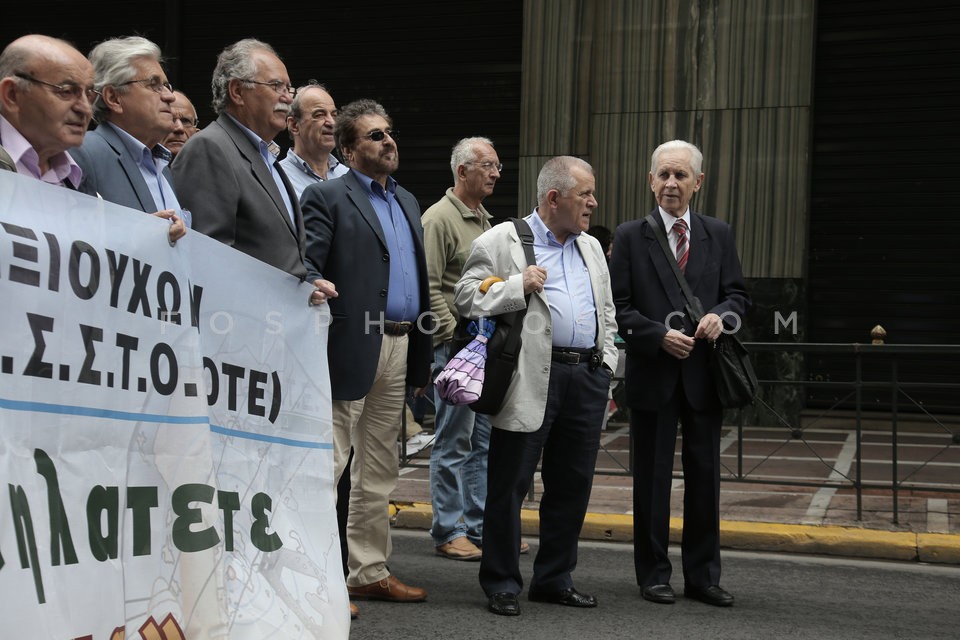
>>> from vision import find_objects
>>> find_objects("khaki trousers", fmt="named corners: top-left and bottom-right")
top-left (333, 334), bottom-right (408, 586)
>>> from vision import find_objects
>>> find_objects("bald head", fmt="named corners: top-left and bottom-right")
top-left (0, 35), bottom-right (94, 169)
top-left (164, 90), bottom-right (199, 156)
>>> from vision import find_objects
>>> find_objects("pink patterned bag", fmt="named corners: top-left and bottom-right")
top-left (435, 319), bottom-right (496, 406)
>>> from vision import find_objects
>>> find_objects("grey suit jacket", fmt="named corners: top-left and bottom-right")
top-left (69, 122), bottom-right (169, 212)
top-left (172, 113), bottom-right (307, 279)
top-left (454, 215), bottom-right (619, 432)
top-left (301, 170), bottom-right (433, 401)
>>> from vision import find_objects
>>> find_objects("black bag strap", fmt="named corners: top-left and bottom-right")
top-left (645, 213), bottom-right (705, 323)
top-left (495, 218), bottom-right (536, 362)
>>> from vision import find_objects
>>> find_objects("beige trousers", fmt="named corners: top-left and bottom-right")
top-left (333, 334), bottom-right (408, 586)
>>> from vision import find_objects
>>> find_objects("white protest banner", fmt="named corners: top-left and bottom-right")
top-left (0, 171), bottom-right (348, 639)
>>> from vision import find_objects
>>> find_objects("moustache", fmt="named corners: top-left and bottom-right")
top-left (273, 103), bottom-right (291, 114)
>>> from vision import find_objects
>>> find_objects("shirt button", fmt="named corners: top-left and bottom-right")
top-left (543, 366), bottom-right (549, 373)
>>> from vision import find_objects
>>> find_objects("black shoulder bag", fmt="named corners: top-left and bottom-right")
top-left (451, 218), bottom-right (537, 415)
top-left (645, 214), bottom-right (758, 408)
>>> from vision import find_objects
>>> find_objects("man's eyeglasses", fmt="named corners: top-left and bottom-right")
top-left (466, 161), bottom-right (503, 172)
top-left (242, 79), bottom-right (297, 98)
top-left (14, 72), bottom-right (100, 103)
top-left (362, 129), bottom-right (396, 142)
top-left (118, 77), bottom-right (174, 94)
top-left (174, 116), bottom-right (199, 129)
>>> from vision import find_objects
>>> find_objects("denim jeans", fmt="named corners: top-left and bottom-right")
top-left (429, 342), bottom-right (492, 546)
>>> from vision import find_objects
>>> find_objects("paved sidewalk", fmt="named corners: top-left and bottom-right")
top-left (391, 424), bottom-right (960, 564)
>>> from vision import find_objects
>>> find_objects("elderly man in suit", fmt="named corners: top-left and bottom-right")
top-left (0, 34), bottom-right (94, 188)
top-left (301, 99), bottom-right (431, 605)
top-left (454, 156), bottom-right (618, 616)
top-left (174, 39), bottom-right (330, 290)
top-left (610, 140), bottom-right (749, 608)
top-left (69, 36), bottom-right (186, 243)
top-left (163, 90), bottom-right (199, 158)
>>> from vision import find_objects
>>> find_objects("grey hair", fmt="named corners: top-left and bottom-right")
top-left (449, 136), bottom-right (494, 183)
top-left (334, 99), bottom-right (391, 150)
top-left (536, 156), bottom-right (593, 204)
top-left (211, 38), bottom-right (279, 115)
top-left (650, 139), bottom-right (703, 175)
top-left (88, 36), bottom-right (163, 121)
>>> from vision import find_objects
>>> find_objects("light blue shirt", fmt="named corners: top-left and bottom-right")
top-left (353, 169), bottom-right (421, 322)
top-left (278, 149), bottom-right (349, 198)
top-left (226, 114), bottom-right (296, 227)
top-left (526, 210), bottom-right (597, 349)
top-left (106, 122), bottom-right (186, 223)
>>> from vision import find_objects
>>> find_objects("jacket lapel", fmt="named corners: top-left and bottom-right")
top-left (97, 124), bottom-right (155, 212)
top-left (684, 213), bottom-right (708, 291)
top-left (343, 171), bottom-right (388, 250)
top-left (218, 115), bottom-right (295, 235)
top-left (644, 213), bottom-right (688, 313)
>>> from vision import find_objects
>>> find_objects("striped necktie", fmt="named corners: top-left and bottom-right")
top-left (674, 218), bottom-right (689, 272)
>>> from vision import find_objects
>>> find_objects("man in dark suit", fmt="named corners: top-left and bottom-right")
top-left (173, 39), bottom-right (325, 285)
top-left (70, 36), bottom-right (186, 244)
top-left (301, 99), bottom-right (431, 604)
top-left (610, 140), bottom-right (750, 608)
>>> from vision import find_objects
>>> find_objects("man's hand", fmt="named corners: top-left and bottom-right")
top-left (694, 312), bottom-right (724, 342)
top-left (661, 328), bottom-right (695, 360)
top-left (154, 209), bottom-right (187, 245)
top-left (522, 265), bottom-right (548, 294)
top-left (309, 279), bottom-right (338, 306)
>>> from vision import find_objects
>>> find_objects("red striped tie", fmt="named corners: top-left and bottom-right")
top-left (674, 218), bottom-right (689, 272)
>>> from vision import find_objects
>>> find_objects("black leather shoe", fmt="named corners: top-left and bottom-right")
top-left (529, 587), bottom-right (597, 608)
top-left (641, 584), bottom-right (676, 604)
top-left (685, 584), bottom-right (734, 607)
top-left (488, 592), bottom-right (521, 616)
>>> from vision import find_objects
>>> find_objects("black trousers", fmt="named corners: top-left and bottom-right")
top-left (631, 383), bottom-right (723, 589)
top-left (479, 361), bottom-right (609, 596)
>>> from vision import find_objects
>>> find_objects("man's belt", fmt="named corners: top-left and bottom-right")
top-left (382, 320), bottom-right (414, 336)
top-left (551, 347), bottom-right (598, 366)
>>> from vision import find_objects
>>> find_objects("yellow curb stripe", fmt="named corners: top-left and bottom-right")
top-left (389, 501), bottom-right (960, 564)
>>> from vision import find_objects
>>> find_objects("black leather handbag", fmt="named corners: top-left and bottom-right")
top-left (645, 214), bottom-right (758, 408)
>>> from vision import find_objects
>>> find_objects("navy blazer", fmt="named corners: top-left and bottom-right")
top-left (70, 123), bottom-right (173, 212)
top-left (172, 114), bottom-right (307, 279)
top-left (301, 170), bottom-right (433, 401)
top-left (611, 209), bottom-right (750, 411)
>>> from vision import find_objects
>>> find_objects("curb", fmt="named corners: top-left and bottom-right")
top-left (390, 502), bottom-right (960, 565)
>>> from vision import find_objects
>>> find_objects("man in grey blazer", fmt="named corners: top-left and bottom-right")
top-left (454, 156), bottom-right (618, 616)
top-left (70, 36), bottom-right (186, 243)
top-left (302, 99), bottom-right (432, 605)
top-left (173, 39), bottom-right (323, 283)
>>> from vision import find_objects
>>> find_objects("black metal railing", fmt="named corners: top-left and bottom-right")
top-left (401, 342), bottom-right (960, 524)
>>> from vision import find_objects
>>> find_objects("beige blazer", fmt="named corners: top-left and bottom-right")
top-left (454, 215), bottom-right (618, 432)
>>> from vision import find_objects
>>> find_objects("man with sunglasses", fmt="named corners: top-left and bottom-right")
top-left (301, 99), bottom-right (432, 605)
top-left (163, 90), bottom-right (199, 158)
top-left (0, 34), bottom-right (95, 191)
top-left (69, 36), bottom-right (186, 243)
top-left (173, 39), bottom-right (322, 282)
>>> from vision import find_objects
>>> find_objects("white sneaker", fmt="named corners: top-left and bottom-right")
top-left (404, 432), bottom-right (436, 455)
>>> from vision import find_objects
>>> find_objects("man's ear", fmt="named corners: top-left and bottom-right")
top-left (0, 77), bottom-right (21, 112)
top-left (227, 78), bottom-right (245, 106)
top-left (99, 85), bottom-right (124, 114)
top-left (546, 188), bottom-right (561, 208)
top-left (287, 115), bottom-right (299, 136)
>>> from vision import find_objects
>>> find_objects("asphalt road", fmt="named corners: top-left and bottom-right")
top-left (347, 529), bottom-right (960, 640)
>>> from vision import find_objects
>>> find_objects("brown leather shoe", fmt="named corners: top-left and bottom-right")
top-left (436, 537), bottom-right (482, 561)
top-left (349, 602), bottom-right (359, 619)
top-left (348, 575), bottom-right (427, 602)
